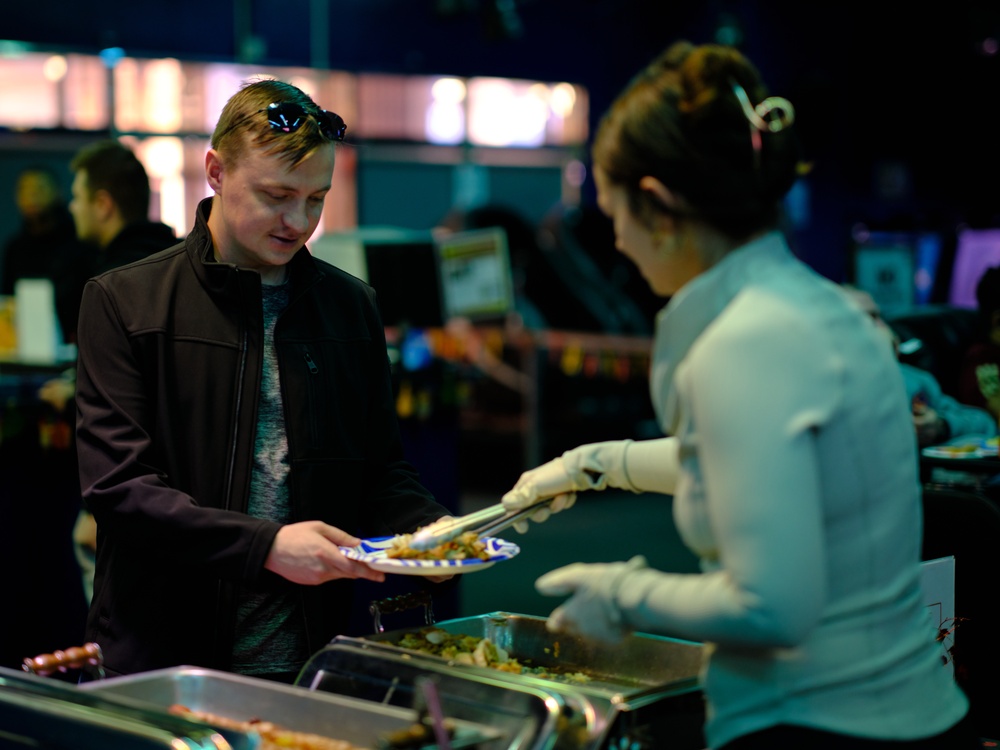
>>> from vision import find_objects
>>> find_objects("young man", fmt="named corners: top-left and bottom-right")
top-left (68, 139), bottom-right (177, 275)
top-left (75, 79), bottom-right (451, 680)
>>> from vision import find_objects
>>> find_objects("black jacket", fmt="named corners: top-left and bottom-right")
top-left (92, 220), bottom-right (177, 276)
top-left (76, 198), bottom-right (447, 676)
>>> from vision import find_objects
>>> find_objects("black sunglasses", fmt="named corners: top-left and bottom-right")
top-left (258, 101), bottom-right (347, 142)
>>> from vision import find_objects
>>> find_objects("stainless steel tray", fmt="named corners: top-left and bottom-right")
top-left (365, 611), bottom-right (703, 704)
top-left (299, 641), bottom-right (585, 750)
top-left (81, 666), bottom-right (497, 749)
top-left (0, 665), bottom-right (252, 750)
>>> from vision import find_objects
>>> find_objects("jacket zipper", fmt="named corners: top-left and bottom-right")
top-left (224, 308), bottom-right (249, 511)
top-left (302, 346), bottom-right (320, 444)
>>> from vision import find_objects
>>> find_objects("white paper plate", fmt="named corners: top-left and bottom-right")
top-left (921, 445), bottom-right (988, 459)
top-left (340, 536), bottom-right (519, 576)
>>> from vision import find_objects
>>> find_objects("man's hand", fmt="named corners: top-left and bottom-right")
top-left (912, 400), bottom-right (948, 447)
top-left (265, 521), bottom-right (386, 585)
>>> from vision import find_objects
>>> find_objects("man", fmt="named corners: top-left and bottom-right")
top-left (844, 287), bottom-right (997, 446)
top-left (75, 79), bottom-right (451, 680)
top-left (61, 140), bottom-right (178, 604)
top-left (68, 139), bottom-right (177, 276)
top-left (1, 165), bottom-right (93, 342)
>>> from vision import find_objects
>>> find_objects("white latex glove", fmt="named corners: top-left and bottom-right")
top-left (535, 555), bottom-right (649, 643)
top-left (501, 438), bottom-right (678, 533)
top-left (501, 458), bottom-right (579, 532)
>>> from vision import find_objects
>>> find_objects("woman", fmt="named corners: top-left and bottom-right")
top-left (501, 42), bottom-right (975, 749)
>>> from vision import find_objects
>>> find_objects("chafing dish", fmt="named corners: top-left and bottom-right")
top-left (0, 665), bottom-right (253, 750)
top-left (80, 666), bottom-right (499, 749)
top-left (303, 611), bottom-right (706, 750)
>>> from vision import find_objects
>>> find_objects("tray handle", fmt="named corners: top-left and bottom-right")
top-left (369, 589), bottom-right (435, 633)
top-left (23, 642), bottom-right (105, 680)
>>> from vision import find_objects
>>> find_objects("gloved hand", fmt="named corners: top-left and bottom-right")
top-left (501, 440), bottom-right (636, 532)
top-left (535, 555), bottom-right (649, 643)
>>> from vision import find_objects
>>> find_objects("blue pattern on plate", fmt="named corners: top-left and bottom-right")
top-left (339, 536), bottom-right (519, 574)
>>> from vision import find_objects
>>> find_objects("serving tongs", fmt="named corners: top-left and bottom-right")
top-left (408, 497), bottom-right (555, 551)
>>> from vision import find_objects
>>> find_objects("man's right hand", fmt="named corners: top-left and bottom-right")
top-left (264, 520), bottom-right (385, 585)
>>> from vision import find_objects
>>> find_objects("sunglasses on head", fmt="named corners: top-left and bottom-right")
top-left (259, 101), bottom-right (347, 142)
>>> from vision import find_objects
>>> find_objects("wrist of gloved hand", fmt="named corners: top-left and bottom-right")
top-left (561, 440), bottom-right (636, 492)
top-left (535, 555), bottom-right (649, 643)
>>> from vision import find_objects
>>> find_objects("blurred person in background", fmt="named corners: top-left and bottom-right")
top-left (501, 41), bottom-right (976, 749)
top-left (57, 139), bottom-right (179, 603)
top-left (959, 265), bottom-right (1000, 425)
top-left (69, 139), bottom-right (178, 276)
top-left (844, 286), bottom-right (996, 447)
top-left (74, 78), bottom-right (452, 682)
top-left (0, 165), bottom-right (93, 342)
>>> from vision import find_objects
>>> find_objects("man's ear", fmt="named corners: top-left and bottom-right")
top-left (92, 189), bottom-right (115, 221)
top-left (205, 149), bottom-right (224, 193)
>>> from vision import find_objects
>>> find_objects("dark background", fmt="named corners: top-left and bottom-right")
top-left (4, 0), bottom-right (1000, 283)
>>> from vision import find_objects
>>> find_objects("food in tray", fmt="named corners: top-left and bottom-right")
top-left (168, 704), bottom-right (369, 749)
top-left (386, 530), bottom-right (490, 561)
top-left (169, 703), bottom-right (455, 750)
top-left (395, 628), bottom-right (591, 683)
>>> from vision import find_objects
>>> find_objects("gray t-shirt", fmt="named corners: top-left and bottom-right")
top-left (232, 281), bottom-right (308, 675)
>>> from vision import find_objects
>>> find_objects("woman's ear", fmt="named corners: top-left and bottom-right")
top-left (638, 176), bottom-right (680, 214)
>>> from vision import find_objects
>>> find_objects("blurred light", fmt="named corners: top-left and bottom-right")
top-left (851, 223), bottom-right (871, 244)
top-left (468, 78), bottom-right (549, 147)
top-left (982, 38), bottom-right (999, 56)
top-left (99, 47), bottom-right (125, 69)
top-left (426, 101), bottom-right (465, 144)
top-left (288, 75), bottom-right (317, 98)
top-left (141, 137), bottom-right (184, 179)
top-left (42, 55), bottom-right (67, 82)
top-left (431, 77), bottom-right (466, 104)
top-left (550, 83), bottom-right (576, 118)
top-left (145, 58), bottom-right (183, 132)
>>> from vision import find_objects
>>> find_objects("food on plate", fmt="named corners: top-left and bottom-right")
top-left (395, 628), bottom-right (590, 683)
top-left (935, 444), bottom-right (980, 456)
top-left (168, 704), bottom-right (369, 749)
top-left (386, 530), bottom-right (490, 561)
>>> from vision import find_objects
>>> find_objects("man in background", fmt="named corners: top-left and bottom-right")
top-left (845, 286), bottom-right (997, 446)
top-left (60, 140), bottom-right (178, 603)
top-left (69, 139), bottom-right (177, 276)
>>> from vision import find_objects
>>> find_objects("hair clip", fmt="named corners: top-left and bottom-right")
top-left (730, 80), bottom-right (795, 168)
top-left (730, 80), bottom-right (795, 133)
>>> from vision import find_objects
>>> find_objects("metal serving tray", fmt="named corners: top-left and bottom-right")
top-left (365, 611), bottom-right (704, 704)
top-left (299, 641), bottom-right (584, 750)
top-left (81, 666), bottom-right (497, 749)
top-left (309, 612), bottom-right (706, 749)
top-left (0, 665), bottom-right (253, 750)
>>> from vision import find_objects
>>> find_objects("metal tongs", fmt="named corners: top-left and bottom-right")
top-left (407, 497), bottom-right (556, 551)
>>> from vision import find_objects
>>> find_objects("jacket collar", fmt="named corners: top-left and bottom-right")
top-left (186, 197), bottom-right (324, 298)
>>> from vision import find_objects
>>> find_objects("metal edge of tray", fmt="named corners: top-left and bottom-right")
top-left (302, 639), bottom-right (597, 750)
top-left (80, 665), bottom-right (497, 750)
top-left (0, 666), bottom-right (252, 750)
top-left (363, 611), bottom-right (704, 706)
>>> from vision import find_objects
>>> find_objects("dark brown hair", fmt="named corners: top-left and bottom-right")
top-left (211, 78), bottom-right (332, 168)
top-left (71, 139), bottom-right (150, 223)
top-left (592, 41), bottom-right (803, 241)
